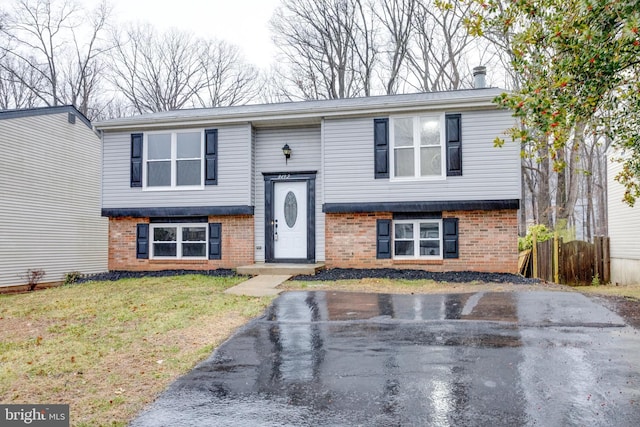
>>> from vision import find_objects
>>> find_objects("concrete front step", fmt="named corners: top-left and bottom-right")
top-left (224, 275), bottom-right (291, 297)
top-left (236, 262), bottom-right (325, 276)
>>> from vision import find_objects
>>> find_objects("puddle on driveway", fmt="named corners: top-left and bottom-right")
top-left (131, 291), bottom-right (640, 427)
top-left (267, 291), bottom-right (519, 323)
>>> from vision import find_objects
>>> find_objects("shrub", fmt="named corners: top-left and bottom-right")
top-left (518, 221), bottom-right (577, 251)
top-left (518, 224), bottom-right (554, 251)
top-left (21, 269), bottom-right (45, 291)
top-left (64, 271), bottom-right (83, 285)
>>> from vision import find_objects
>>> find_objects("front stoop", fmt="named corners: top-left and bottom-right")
top-left (236, 262), bottom-right (325, 276)
top-left (224, 275), bottom-right (292, 297)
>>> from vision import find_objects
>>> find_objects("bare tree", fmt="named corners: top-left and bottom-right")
top-left (270, 0), bottom-right (377, 100)
top-left (520, 134), bottom-right (553, 228)
top-left (195, 40), bottom-right (260, 108)
top-left (375, 0), bottom-right (415, 94)
top-left (90, 96), bottom-right (133, 121)
top-left (0, 8), bottom-right (7, 31)
top-left (579, 131), bottom-right (610, 240)
top-left (407, 0), bottom-right (476, 91)
top-left (109, 25), bottom-right (205, 113)
top-left (555, 122), bottom-right (584, 228)
top-left (0, 0), bottom-right (111, 117)
top-left (0, 56), bottom-right (42, 109)
top-left (63, 0), bottom-right (110, 118)
top-left (109, 24), bottom-right (258, 113)
top-left (351, 0), bottom-right (378, 96)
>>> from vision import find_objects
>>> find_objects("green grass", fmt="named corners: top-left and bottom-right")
top-left (0, 275), bottom-right (274, 426)
top-left (3, 273), bottom-right (635, 426)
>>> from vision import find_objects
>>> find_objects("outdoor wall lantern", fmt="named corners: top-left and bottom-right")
top-left (282, 143), bottom-right (292, 164)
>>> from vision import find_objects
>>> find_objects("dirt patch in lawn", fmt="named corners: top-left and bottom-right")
top-left (0, 275), bottom-right (273, 427)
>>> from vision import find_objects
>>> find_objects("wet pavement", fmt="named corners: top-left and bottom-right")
top-left (130, 291), bottom-right (640, 426)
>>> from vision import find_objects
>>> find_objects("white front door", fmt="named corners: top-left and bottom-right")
top-left (274, 181), bottom-right (307, 259)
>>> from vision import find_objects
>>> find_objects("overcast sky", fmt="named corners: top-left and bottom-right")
top-left (0, 0), bottom-right (281, 69)
top-left (115, 0), bottom-right (279, 68)
top-left (107, 0), bottom-right (281, 68)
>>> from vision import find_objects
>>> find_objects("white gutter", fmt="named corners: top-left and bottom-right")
top-left (95, 92), bottom-right (503, 131)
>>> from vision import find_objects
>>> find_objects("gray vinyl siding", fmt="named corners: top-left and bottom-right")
top-left (608, 153), bottom-right (639, 259)
top-left (0, 112), bottom-right (108, 287)
top-left (323, 109), bottom-right (520, 203)
top-left (607, 152), bottom-right (640, 284)
top-left (250, 127), bottom-right (256, 206)
top-left (254, 126), bottom-right (324, 262)
top-left (102, 124), bottom-right (252, 208)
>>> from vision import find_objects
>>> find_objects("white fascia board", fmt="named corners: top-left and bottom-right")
top-left (95, 95), bottom-right (502, 132)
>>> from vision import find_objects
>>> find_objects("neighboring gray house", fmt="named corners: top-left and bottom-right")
top-left (96, 87), bottom-right (521, 274)
top-left (607, 151), bottom-right (640, 285)
top-left (0, 106), bottom-right (108, 288)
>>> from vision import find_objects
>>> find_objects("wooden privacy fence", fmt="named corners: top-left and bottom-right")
top-left (522, 234), bottom-right (610, 285)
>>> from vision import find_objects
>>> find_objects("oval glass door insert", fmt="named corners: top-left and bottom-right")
top-left (284, 191), bottom-right (298, 228)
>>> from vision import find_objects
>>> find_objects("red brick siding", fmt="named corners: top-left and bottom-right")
top-left (325, 212), bottom-right (392, 268)
top-left (325, 210), bottom-right (518, 273)
top-left (108, 215), bottom-right (254, 271)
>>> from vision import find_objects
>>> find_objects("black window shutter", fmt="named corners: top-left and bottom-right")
top-left (446, 114), bottom-right (462, 176)
top-left (374, 118), bottom-right (389, 179)
top-left (131, 133), bottom-right (143, 187)
top-left (208, 223), bottom-right (222, 260)
top-left (443, 218), bottom-right (459, 259)
top-left (205, 129), bottom-right (218, 185)
top-left (136, 224), bottom-right (149, 259)
top-left (376, 219), bottom-right (392, 259)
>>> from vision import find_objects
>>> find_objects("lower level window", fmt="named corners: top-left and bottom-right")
top-left (151, 224), bottom-right (207, 259)
top-left (394, 219), bottom-right (442, 259)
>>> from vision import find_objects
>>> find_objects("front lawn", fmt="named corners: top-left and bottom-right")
top-left (0, 275), bottom-right (273, 426)
top-left (2, 273), bottom-right (637, 426)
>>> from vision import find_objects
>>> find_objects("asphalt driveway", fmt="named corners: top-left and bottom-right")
top-left (131, 291), bottom-right (640, 426)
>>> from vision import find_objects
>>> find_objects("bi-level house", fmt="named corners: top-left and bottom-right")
top-left (96, 85), bottom-right (520, 274)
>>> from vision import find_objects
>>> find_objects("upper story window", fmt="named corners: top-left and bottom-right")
top-left (144, 131), bottom-right (203, 189)
top-left (391, 115), bottom-right (444, 179)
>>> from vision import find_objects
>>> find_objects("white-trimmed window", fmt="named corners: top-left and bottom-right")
top-left (393, 219), bottom-right (442, 259)
top-left (151, 223), bottom-right (207, 259)
top-left (391, 115), bottom-right (444, 179)
top-left (144, 131), bottom-right (204, 189)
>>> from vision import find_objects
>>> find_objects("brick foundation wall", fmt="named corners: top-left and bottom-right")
top-left (326, 212), bottom-right (393, 269)
top-left (108, 215), bottom-right (254, 271)
top-left (325, 210), bottom-right (518, 273)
